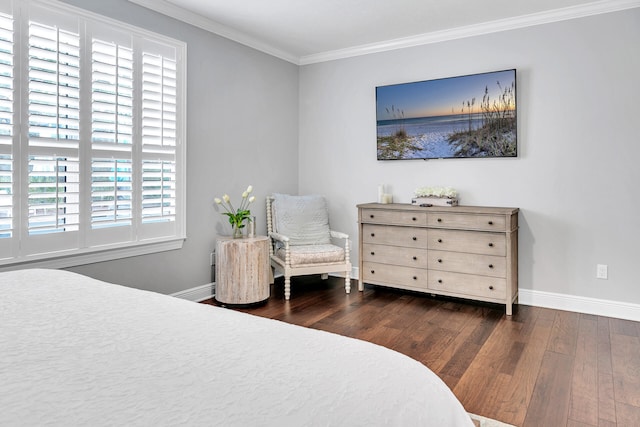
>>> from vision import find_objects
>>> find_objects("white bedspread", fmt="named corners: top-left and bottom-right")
top-left (1, 269), bottom-right (473, 426)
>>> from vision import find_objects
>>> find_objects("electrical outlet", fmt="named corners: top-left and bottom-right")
top-left (596, 264), bottom-right (608, 279)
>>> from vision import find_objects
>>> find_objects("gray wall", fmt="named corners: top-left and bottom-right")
top-left (298, 9), bottom-right (640, 304)
top-left (61, 0), bottom-right (299, 294)
top-left (58, 1), bottom-right (640, 309)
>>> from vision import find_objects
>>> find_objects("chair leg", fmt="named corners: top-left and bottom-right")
top-left (345, 272), bottom-right (351, 294)
top-left (284, 275), bottom-right (291, 300)
top-left (320, 273), bottom-right (328, 280)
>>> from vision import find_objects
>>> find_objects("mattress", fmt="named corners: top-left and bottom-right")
top-left (0, 269), bottom-right (473, 426)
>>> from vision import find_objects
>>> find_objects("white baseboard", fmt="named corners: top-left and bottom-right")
top-left (518, 289), bottom-right (640, 322)
top-left (352, 266), bottom-right (640, 321)
top-left (171, 276), bottom-right (640, 322)
top-left (171, 282), bottom-right (215, 302)
top-left (329, 266), bottom-right (359, 280)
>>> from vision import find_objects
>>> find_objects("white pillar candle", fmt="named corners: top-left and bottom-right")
top-left (378, 185), bottom-right (385, 203)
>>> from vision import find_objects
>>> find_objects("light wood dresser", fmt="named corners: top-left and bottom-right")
top-left (357, 203), bottom-right (519, 315)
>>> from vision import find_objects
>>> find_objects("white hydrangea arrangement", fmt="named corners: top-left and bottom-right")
top-left (414, 186), bottom-right (457, 199)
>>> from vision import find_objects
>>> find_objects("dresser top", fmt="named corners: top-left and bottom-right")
top-left (357, 202), bottom-right (519, 215)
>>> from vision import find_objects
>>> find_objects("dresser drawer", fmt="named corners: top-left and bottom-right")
top-left (428, 229), bottom-right (506, 256)
top-left (427, 212), bottom-right (506, 231)
top-left (362, 224), bottom-right (429, 248)
top-left (427, 250), bottom-right (506, 278)
top-left (363, 243), bottom-right (428, 268)
top-left (428, 271), bottom-right (506, 300)
top-left (362, 262), bottom-right (428, 289)
top-left (361, 209), bottom-right (427, 226)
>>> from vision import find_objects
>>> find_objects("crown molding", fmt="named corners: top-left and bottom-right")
top-left (299, 0), bottom-right (640, 64)
top-left (126, 0), bottom-right (299, 64)
top-left (128, 0), bottom-right (640, 66)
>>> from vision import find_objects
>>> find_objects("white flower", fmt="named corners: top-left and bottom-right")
top-left (214, 186), bottom-right (257, 231)
top-left (414, 186), bottom-right (457, 198)
top-left (443, 187), bottom-right (457, 198)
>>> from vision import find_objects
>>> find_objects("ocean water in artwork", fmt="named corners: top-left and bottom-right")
top-left (377, 113), bottom-right (483, 159)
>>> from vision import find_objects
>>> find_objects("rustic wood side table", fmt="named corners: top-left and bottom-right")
top-left (215, 235), bottom-right (270, 306)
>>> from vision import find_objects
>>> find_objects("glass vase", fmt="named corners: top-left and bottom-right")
top-left (232, 223), bottom-right (243, 239)
top-left (247, 216), bottom-right (256, 238)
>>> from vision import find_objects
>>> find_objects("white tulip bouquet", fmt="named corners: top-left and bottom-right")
top-left (214, 185), bottom-right (256, 237)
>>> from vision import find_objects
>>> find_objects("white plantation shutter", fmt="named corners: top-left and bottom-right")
top-left (27, 21), bottom-right (80, 231)
top-left (0, 10), bottom-right (12, 259)
top-left (0, 0), bottom-right (185, 267)
top-left (21, 11), bottom-right (82, 255)
top-left (91, 159), bottom-right (133, 227)
top-left (141, 50), bottom-right (177, 225)
top-left (89, 31), bottom-right (134, 244)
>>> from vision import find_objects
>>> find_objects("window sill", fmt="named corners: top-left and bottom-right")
top-left (0, 237), bottom-right (186, 272)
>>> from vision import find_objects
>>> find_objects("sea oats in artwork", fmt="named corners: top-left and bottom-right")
top-left (376, 69), bottom-right (517, 160)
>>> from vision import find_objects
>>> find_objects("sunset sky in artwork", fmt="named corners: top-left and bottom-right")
top-left (376, 69), bottom-right (516, 120)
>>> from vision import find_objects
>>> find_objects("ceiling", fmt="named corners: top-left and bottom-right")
top-left (128, 0), bottom-right (639, 64)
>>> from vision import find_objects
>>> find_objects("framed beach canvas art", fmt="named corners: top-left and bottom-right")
top-left (376, 69), bottom-right (517, 160)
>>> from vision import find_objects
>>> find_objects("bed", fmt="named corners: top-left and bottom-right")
top-left (1, 269), bottom-right (474, 426)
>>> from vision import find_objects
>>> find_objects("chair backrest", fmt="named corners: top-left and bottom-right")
top-left (266, 194), bottom-right (332, 246)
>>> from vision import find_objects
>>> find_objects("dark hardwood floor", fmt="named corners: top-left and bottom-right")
top-left (202, 277), bottom-right (640, 427)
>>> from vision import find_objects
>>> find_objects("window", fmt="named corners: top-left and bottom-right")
top-left (0, 0), bottom-right (186, 267)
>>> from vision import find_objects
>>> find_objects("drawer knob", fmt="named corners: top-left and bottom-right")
top-left (412, 236), bottom-right (417, 241)
top-left (488, 220), bottom-right (494, 225)
top-left (412, 217), bottom-right (417, 221)
top-left (437, 238), bottom-right (442, 243)
top-left (438, 259), bottom-right (442, 263)
top-left (412, 256), bottom-right (417, 260)
top-left (437, 218), bottom-right (442, 222)
top-left (438, 279), bottom-right (443, 284)
top-left (413, 276), bottom-right (417, 280)
top-left (370, 251), bottom-right (375, 256)
top-left (489, 285), bottom-right (494, 290)
top-left (371, 233), bottom-right (375, 237)
top-left (489, 264), bottom-right (494, 269)
top-left (370, 214), bottom-right (374, 218)
top-left (488, 242), bottom-right (494, 247)
top-left (371, 270), bottom-right (375, 274)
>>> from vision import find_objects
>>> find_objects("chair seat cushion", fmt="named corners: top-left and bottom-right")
top-left (275, 244), bottom-right (345, 266)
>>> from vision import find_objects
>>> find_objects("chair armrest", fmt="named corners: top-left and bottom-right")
top-left (330, 230), bottom-right (349, 240)
top-left (268, 231), bottom-right (291, 264)
top-left (330, 230), bottom-right (351, 264)
top-left (269, 231), bottom-right (290, 243)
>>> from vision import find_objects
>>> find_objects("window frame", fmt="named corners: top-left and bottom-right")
top-left (0, 0), bottom-right (186, 270)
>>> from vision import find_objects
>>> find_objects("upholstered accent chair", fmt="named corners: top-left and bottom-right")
top-left (266, 194), bottom-right (351, 300)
